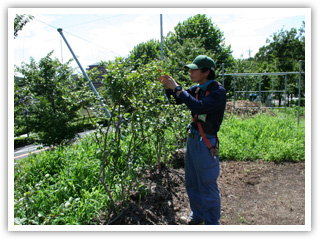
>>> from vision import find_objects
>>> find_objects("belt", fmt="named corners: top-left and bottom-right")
top-left (188, 133), bottom-right (201, 140)
top-left (187, 125), bottom-right (219, 157)
top-left (188, 132), bottom-right (216, 140)
top-left (187, 126), bottom-right (216, 140)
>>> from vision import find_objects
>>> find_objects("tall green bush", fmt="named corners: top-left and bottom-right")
top-left (14, 51), bottom-right (86, 146)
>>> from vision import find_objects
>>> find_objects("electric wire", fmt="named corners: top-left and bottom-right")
top-left (61, 30), bottom-right (121, 57)
top-left (28, 15), bottom-right (305, 67)
top-left (62, 14), bottom-right (125, 29)
top-left (34, 17), bottom-right (121, 57)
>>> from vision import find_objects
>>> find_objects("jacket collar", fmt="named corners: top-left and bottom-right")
top-left (196, 80), bottom-right (215, 91)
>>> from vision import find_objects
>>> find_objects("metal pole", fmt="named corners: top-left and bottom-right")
top-left (298, 60), bottom-right (302, 125)
top-left (222, 63), bottom-right (224, 86)
top-left (245, 77), bottom-right (248, 113)
top-left (160, 14), bottom-right (164, 61)
top-left (233, 74), bottom-right (236, 113)
top-left (284, 74), bottom-right (287, 114)
top-left (159, 15), bottom-right (167, 162)
top-left (259, 74), bottom-right (261, 110)
top-left (271, 77), bottom-right (274, 109)
top-left (57, 28), bottom-right (111, 118)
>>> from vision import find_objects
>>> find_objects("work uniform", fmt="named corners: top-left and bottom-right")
top-left (166, 80), bottom-right (226, 225)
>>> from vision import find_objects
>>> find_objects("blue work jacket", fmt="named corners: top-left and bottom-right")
top-left (166, 80), bottom-right (226, 136)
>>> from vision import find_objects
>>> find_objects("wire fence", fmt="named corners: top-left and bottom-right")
top-left (218, 60), bottom-right (304, 125)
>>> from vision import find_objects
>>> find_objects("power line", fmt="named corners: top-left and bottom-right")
top-left (29, 15), bottom-right (304, 66)
top-left (63, 14), bottom-right (125, 29)
top-left (34, 18), bottom-right (57, 30)
top-left (34, 17), bottom-right (121, 57)
top-left (61, 30), bottom-right (121, 57)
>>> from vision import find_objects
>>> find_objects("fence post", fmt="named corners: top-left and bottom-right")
top-left (284, 74), bottom-right (287, 114)
top-left (222, 63), bottom-right (225, 86)
top-left (245, 77), bottom-right (248, 113)
top-left (233, 74), bottom-right (236, 114)
top-left (259, 74), bottom-right (261, 110)
top-left (271, 77), bottom-right (274, 109)
top-left (298, 60), bottom-right (302, 125)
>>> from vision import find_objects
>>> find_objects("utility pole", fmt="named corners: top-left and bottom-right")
top-left (160, 14), bottom-right (164, 61)
top-left (247, 47), bottom-right (252, 59)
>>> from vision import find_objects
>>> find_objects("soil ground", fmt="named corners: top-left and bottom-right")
top-left (99, 101), bottom-right (305, 225)
top-left (100, 156), bottom-right (305, 225)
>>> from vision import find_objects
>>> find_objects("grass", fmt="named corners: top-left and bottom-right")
top-left (13, 109), bottom-right (305, 225)
top-left (219, 109), bottom-right (305, 162)
top-left (14, 136), bottom-right (107, 225)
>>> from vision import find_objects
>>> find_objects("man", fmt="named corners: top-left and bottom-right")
top-left (158, 55), bottom-right (226, 225)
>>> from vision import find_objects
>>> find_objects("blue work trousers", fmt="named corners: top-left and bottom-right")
top-left (185, 134), bottom-right (221, 225)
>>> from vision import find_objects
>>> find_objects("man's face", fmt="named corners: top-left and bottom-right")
top-left (189, 69), bottom-right (209, 84)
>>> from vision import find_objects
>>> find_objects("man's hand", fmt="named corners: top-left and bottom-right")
top-left (158, 75), bottom-right (178, 90)
top-left (158, 75), bottom-right (170, 89)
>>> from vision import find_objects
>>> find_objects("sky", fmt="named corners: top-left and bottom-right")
top-left (11, 8), bottom-right (308, 73)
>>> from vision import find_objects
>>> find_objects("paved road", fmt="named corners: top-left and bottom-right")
top-left (14, 130), bottom-right (96, 162)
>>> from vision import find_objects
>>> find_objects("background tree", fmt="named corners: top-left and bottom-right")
top-left (125, 14), bottom-right (235, 87)
top-left (162, 14), bottom-right (235, 89)
top-left (14, 14), bottom-right (34, 38)
top-left (129, 39), bottom-right (161, 68)
top-left (165, 14), bottom-right (234, 70)
top-left (162, 37), bottom-right (208, 87)
top-left (254, 22), bottom-right (305, 106)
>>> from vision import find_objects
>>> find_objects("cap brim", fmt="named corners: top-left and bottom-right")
top-left (185, 63), bottom-right (199, 69)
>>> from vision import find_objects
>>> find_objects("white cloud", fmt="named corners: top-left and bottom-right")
top-left (88, 14), bottom-right (160, 54)
top-left (13, 9), bottom-right (307, 69)
top-left (207, 9), bottom-right (306, 58)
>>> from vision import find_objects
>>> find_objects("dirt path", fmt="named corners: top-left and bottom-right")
top-left (100, 159), bottom-right (305, 225)
top-left (219, 160), bottom-right (305, 225)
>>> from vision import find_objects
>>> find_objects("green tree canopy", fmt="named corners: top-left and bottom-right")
top-left (164, 14), bottom-right (234, 72)
top-left (129, 39), bottom-right (161, 68)
top-left (14, 51), bottom-right (85, 146)
top-left (254, 22), bottom-right (305, 103)
top-left (254, 22), bottom-right (305, 72)
top-left (14, 14), bottom-right (34, 38)
top-left (125, 14), bottom-right (235, 86)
